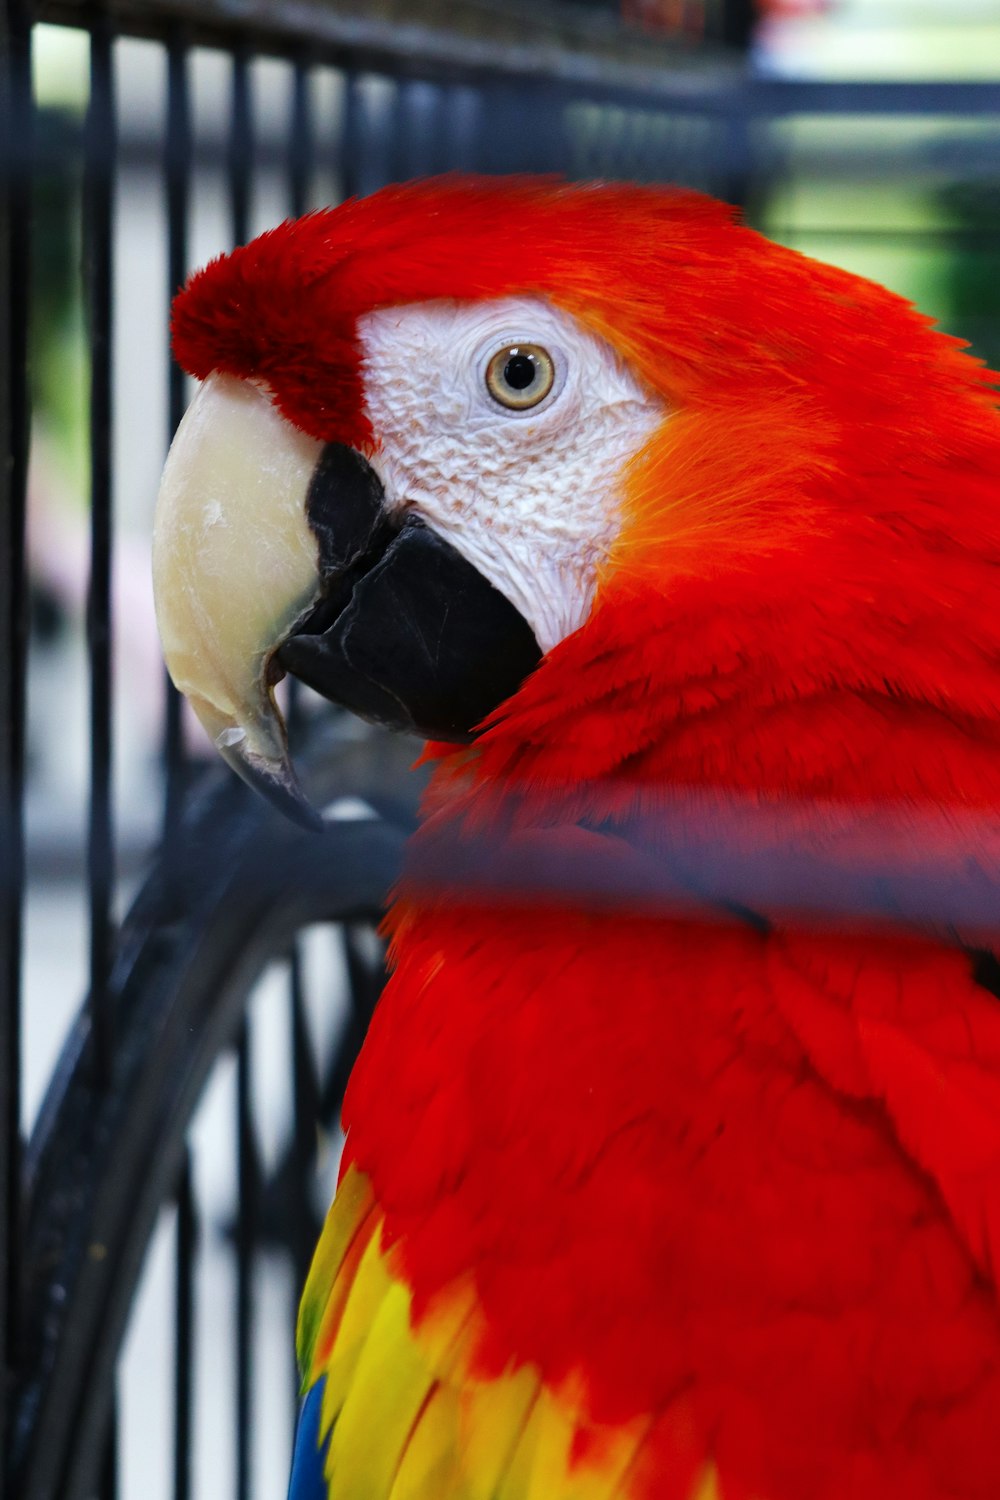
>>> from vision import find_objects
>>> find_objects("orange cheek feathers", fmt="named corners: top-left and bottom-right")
top-left (605, 397), bottom-right (839, 591)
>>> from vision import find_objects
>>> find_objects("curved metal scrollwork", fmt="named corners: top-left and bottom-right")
top-left (11, 729), bottom-right (420, 1500)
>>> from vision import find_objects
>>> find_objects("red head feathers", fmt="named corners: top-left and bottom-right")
top-left (172, 176), bottom-right (1000, 803)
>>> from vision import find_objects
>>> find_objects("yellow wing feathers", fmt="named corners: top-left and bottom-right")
top-left (297, 1167), bottom-right (721, 1500)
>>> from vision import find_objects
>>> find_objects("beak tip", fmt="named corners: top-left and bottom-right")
top-left (217, 740), bottom-right (325, 833)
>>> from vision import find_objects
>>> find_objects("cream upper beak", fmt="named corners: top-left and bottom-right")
top-left (152, 372), bottom-right (324, 823)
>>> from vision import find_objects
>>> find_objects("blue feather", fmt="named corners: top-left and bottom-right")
top-left (287, 1380), bottom-right (329, 1500)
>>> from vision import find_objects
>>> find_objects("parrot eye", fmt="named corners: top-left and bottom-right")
top-left (485, 343), bottom-right (555, 411)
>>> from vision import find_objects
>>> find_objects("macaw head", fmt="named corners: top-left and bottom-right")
top-left (154, 176), bottom-right (1000, 823)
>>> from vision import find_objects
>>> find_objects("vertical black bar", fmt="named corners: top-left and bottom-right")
top-left (174, 1150), bottom-right (195, 1500)
top-left (313, 934), bottom-right (369, 1123)
top-left (289, 945), bottom-right (318, 1418)
top-left (236, 1025), bottom-right (256, 1500)
top-left (229, 46), bottom-right (252, 247)
top-left (312, 925), bottom-right (385, 1126)
top-left (421, 84), bottom-right (449, 178)
top-left (84, 17), bottom-right (117, 1088)
top-left (287, 942), bottom-right (310, 1422)
top-left (338, 71), bottom-right (362, 203)
top-left (342, 924), bottom-right (383, 1034)
top-left (288, 57), bottom-right (313, 220)
top-left (99, 1397), bottom-right (118, 1500)
top-left (368, 79), bottom-right (397, 193)
top-left (0, 2), bottom-right (31, 1437)
top-left (230, 54), bottom-right (255, 1498)
top-left (720, 97), bottom-right (754, 210)
top-left (286, 58), bottom-right (312, 739)
top-left (719, 0), bottom-right (755, 50)
top-left (163, 33), bottom-right (191, 838)
top-left (385, 79), bottom-right (407, 185)
top-left (289, 947), bottom-right (319, 1293)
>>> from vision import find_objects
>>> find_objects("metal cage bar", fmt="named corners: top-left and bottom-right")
top-left (99, 1402), bottom-right (117, 1500)
top-left (173, 1151), bottom-right (195, 1500)
top-left (288, 56), bottom-right (313, 220)
top-left (288, 945), bottom-right (319, 1314)
top-left (163, 27), bottom-right (192, 841)
top-left (0, 10), bottom-right (32, 1489)
top-left (235, 1023), bottom-right (256, 1500)
top-left (84, 15), bottom-right (118, 1089)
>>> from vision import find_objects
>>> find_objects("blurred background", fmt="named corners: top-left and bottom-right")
top-left (4, 1), bottom-right (1000, 1497)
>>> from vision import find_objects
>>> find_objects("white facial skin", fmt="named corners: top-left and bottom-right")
top-left (358, 297), bottom-right (665, 654)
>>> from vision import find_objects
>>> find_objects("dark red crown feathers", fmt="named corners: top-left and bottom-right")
top-left (170, 175), bottom-right (737, 449)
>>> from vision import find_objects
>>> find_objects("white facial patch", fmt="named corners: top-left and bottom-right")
top-left (357, 297), bottom-right (664, 654)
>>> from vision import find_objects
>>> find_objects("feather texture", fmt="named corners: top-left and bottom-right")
top-left (293, 1167), bottom-right (721, 1500)
top-left (171, 178), bottom-right (1000, 1499)
top-left (339, 903), bottom-right (1000, 1500)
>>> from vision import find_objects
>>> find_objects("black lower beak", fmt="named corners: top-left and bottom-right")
top-left (278, 444), bottom-right (542, 742)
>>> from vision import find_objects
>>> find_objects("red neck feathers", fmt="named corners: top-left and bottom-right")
top-left (451, 196), bottom-right (1000, 814)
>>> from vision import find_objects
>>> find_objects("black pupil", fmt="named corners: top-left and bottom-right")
top-left (503, 352), bottom-right (537, 391)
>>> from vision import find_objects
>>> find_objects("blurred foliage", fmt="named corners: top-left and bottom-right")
top-left (937, 181), bottom-right (1000, 373)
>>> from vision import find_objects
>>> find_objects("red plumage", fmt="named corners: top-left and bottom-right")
top-left (173, 177), bottom-right (1000, 1498)
top-left (346, 908), bottom-right (1000, 1499)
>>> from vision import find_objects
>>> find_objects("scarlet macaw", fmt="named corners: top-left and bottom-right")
top-left (153, 178), bottom-right (1000, 1500)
